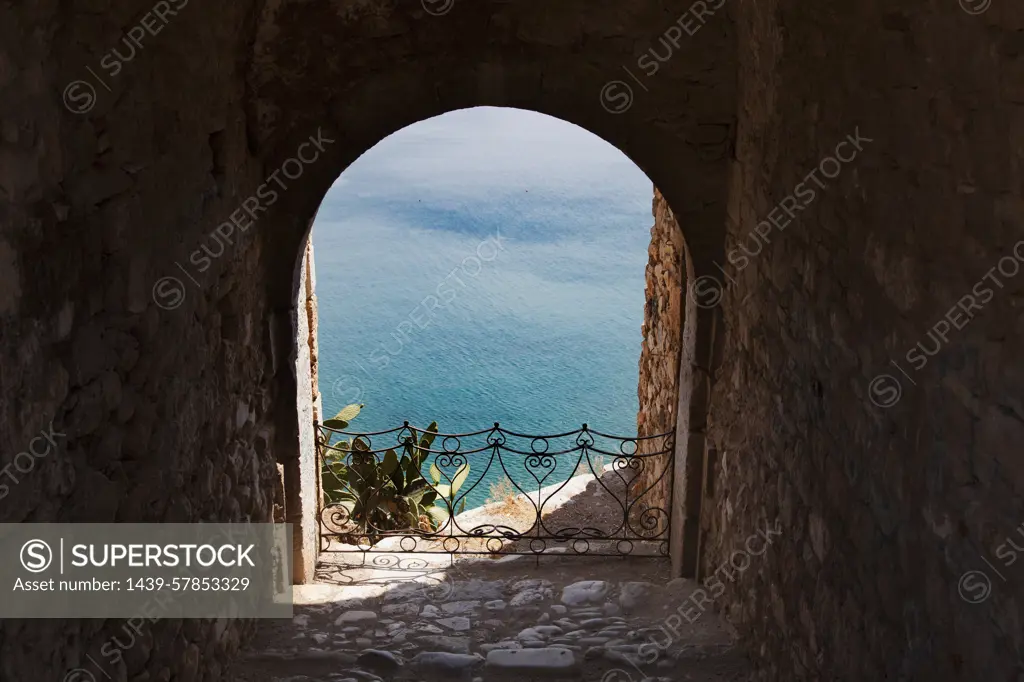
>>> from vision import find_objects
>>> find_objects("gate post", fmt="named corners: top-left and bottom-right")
top-left (282, 230), bottom-right (322, 585)
top-left (670, 288), bottom-right (716, 578)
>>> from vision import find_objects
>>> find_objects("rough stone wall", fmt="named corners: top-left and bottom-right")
top-left (636, 187), bottom-right (685, 524)
top-left (0, 1), bottom-right (294, 679)
top-left (701, 2), bottom-right (1024, 681)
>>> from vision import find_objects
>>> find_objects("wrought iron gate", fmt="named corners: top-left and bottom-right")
top-left (316, 421), bottom-right (673, 560)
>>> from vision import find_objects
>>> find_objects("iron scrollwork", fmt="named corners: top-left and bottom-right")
top-left (316, 420), bottom-right (674, 559)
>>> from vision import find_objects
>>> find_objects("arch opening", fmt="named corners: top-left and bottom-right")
top-left (279, 106), bottom-right (714, 580)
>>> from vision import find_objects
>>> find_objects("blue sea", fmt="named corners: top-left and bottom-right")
top-left (314, 107), bottom-right (654, 509)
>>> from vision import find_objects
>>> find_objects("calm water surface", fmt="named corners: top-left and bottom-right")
top-left (314, 107), bottom-right (653, 508)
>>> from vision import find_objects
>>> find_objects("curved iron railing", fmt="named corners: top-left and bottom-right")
top-left (315, 421), bottom-right (674, 559)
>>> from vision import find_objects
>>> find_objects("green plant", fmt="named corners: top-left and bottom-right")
top-left (319, 404), bottom-right (470, 543)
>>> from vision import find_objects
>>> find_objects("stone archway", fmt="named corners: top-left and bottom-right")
top-left (243, 3), bottom-right (738, 584)
top-left (5, 0), bottom-right (1020, 680)
top-left (298, 106), bottom-right (708, 575)
top-left (281, 100), bottom-right (728, 581)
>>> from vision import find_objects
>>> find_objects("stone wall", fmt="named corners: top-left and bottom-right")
top-left (0, 1), bottom-right (313, 676)
top-left (697, 1), bottom-right (1024, 681)
top-left (636, 187), bottom-right (686, 528)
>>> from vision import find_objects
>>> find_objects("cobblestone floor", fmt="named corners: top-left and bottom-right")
top-left (233, 555), bottom-right (752, 681)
